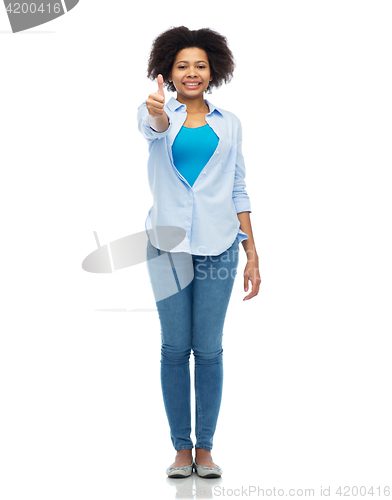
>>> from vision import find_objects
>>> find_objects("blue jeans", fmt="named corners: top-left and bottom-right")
top-left (146, 235), bottom-right (239, 450)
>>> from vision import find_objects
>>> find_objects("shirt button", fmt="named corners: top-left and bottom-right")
top-left (216, 150), bottom-right (219, 154)
top-left (203, 171), bottom-right (207, 174)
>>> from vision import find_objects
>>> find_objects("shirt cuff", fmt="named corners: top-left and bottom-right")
top-left (137, 102), bottom-right (172, 140)
top-left (149, 115), bottom-right (171, 134)
top-left (233, 199), bottom-right (252, 214)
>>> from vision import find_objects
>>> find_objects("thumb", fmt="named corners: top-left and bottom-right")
top-left (157, 74), bottom-right (164, 97)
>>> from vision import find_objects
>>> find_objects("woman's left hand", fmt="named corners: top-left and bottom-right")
top-left (243, 259), bottom-right (261, 300)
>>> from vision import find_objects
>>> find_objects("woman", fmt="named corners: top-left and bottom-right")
top-left (137, 26), bottom-right (261, 478)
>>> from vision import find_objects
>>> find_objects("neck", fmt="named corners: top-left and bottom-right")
top-left (175, 93), bottom-right (208, 113)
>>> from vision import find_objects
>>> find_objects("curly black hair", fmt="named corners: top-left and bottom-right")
top-left (146, 26), bottom-right (235, 94)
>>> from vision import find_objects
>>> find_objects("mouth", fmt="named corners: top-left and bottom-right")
top-left (183, 82), bottom-right (202, 90)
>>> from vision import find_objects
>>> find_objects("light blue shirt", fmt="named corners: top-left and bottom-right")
top-left (136, 96), bottom-right (252, 255)
top-left (172, 124), bottom-right (219, 187)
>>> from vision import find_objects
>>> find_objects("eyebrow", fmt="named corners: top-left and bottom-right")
top-left (176, 60), bottom-right (208, 64)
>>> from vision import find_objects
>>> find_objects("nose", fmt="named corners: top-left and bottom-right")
top-left (187, 67), bottom-right (199, 78)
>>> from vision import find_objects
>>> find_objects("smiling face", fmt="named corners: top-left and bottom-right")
top-left (169, 47), bottom-right (213, 102)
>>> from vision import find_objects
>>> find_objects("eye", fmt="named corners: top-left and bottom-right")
top-left (177, 65), bottom-right (207, 69)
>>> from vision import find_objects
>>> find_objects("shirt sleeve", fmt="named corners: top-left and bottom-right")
top-left (232, 116), bottom-right (252, 214)
top-left (136, 102), bottom-right (172, 146)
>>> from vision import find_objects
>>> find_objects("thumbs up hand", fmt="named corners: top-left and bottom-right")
top-left (146, 74), bottom-right (166, 117)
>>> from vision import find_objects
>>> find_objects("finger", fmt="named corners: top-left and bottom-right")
top-left (244, 272), bottom-right (250, 292)
top-left (148, 93), bottom-right (164, 104)
top-left (243, 276), bottom-right (261, 301)
top-left (244, 272), bottom-right (249, 292)
top-left (244, 287), bottom-right (258, 300)
top-left (243, 276), bottom-right (253, 300)
top-left (157, 74), bottom-right (164, 97)
top-left (146, 101), bottom-right (164, 113)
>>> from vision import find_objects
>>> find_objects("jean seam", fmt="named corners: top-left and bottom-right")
top-left (195, 364), bottom-right (202, 444)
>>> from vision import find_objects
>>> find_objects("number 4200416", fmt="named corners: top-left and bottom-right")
top-left (5, 3), bottom-right (62, 14)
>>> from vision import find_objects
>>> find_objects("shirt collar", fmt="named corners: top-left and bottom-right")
top-left (166, 96), bottom-right (223, 116)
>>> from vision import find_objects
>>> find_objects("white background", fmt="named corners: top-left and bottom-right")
top-left (1, 1), bottom-right (391, 498)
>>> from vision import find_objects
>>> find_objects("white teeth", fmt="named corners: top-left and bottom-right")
top-left (184, 83), bottom-right (200, 86)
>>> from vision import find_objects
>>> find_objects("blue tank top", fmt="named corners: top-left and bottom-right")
top-left (172, 124), bottom-right (219, 187)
